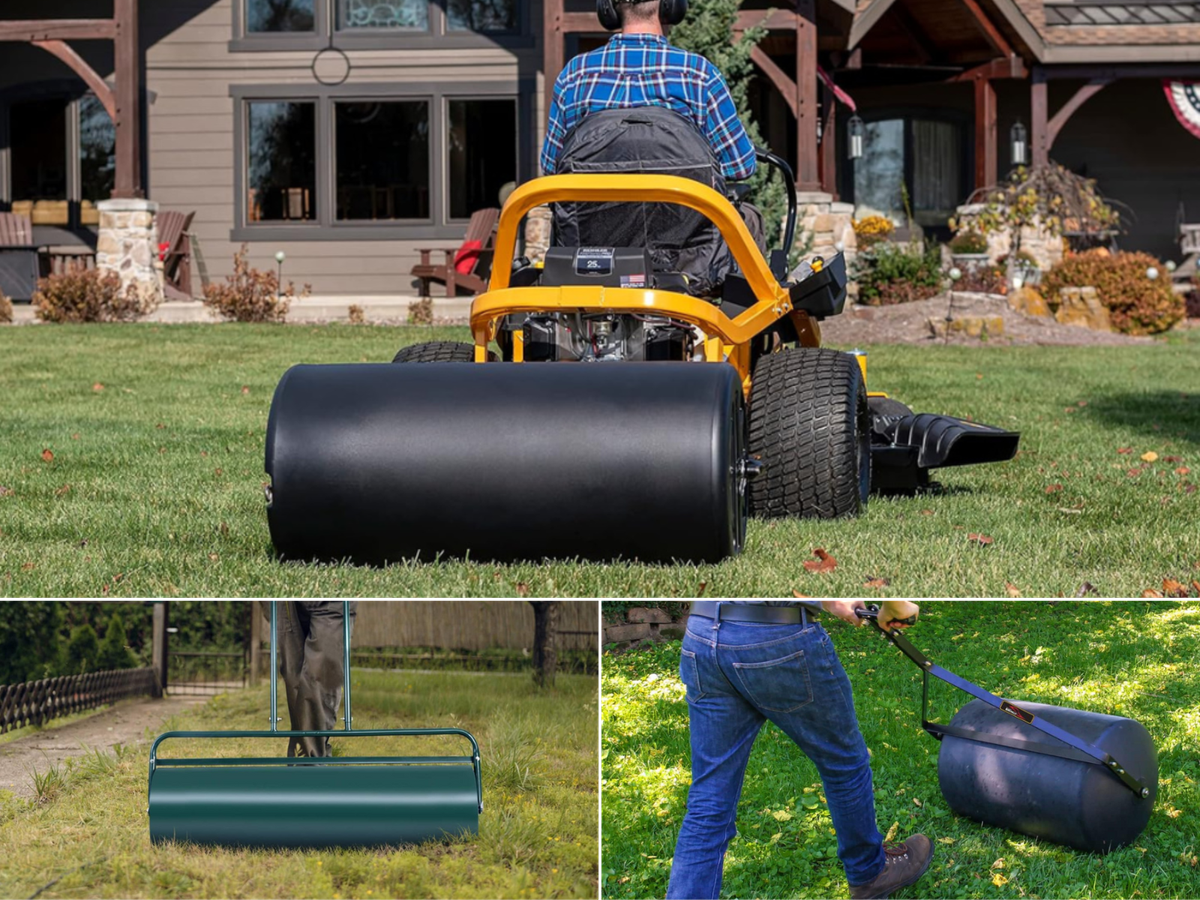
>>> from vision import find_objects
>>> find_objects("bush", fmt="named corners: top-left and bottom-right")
top-left (852, 215), bottom-right (894, 250)
top-left (856, 242), bottom-right (943, 306)
top-left (96, 612), bottom-right (137, 672)
top-left (1041, 250), bottom-right (1184, 335)
top-left (954, 262), bottom-right (1006, 294)
top-left (63, 624), bottom-right (100, 675)
top-left (0, 292), bottom-right (11, 324)
top-left (33, 270), bottom-right (146, 323)
top-left (407, 297), bottom-right (433, 325)
top-left (949, 229), bottom-right (988, 254)
top-left (1189, 277), bottom-right (1200, 319)
top-left (202, 245), bottom-right (308, 323)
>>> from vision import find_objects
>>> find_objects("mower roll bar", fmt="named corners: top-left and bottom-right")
top-left (754, 147), bottom-right (797, 260)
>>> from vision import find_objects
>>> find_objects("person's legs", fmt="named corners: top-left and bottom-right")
top-left (666, 621), bottom-right (766, 900)
top-left (274, 602), bottom-right (309, 758)
top-left (294, 601), bottom-right (358, 757)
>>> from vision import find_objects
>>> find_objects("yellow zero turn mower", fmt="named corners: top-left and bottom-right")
top-left (264, 151), bottom-right (1018, 565)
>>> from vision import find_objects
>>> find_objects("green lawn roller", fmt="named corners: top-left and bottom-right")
top-left (148, 601), bottom-right (482, 849)
top-left (803, 602), bottom-right (1157, 853)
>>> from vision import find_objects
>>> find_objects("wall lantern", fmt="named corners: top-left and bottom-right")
top-left (848, 114), bottom-right (865, 160)
top-left (1011, 120), bottom-right (1028, 166)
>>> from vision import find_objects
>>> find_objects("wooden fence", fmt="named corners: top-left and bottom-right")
top-left (0, 668), bottom-right (158, 735)
top-left (350, 601), bottom-right (598, 652)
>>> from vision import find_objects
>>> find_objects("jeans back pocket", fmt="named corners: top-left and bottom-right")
top-left (732, 649), bottom-right (814, 713)
top-left (679, 648), bottom-right (706, 701)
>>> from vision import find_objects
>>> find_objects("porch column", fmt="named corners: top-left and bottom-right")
top-left (819, 80), bottom-right (838, 198)
top-left (1031, 66), bottom-right (1049, 167)
top-left (795, 0), bottom-right (820, 191)
top-left (113, 0), bottom-right (143, 198)
top-left (543, 0), bottom-right (564, 145)
top-left (974, 73), bottom-right (997, 190)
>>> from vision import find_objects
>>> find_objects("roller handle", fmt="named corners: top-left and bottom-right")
top-left (855, 601), bottom-right (920, 629)
top-left (269, 600), bottom-right (353, 732)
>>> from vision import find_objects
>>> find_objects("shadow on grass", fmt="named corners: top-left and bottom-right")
top-left (1081, 391), bottom-right (1200, 446)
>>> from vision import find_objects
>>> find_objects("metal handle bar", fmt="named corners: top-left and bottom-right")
top-left (754, 147), bottom-right (797, 260)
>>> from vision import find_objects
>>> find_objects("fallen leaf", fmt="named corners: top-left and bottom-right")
top-left (0, 486), bottom-right (12, 497)
top-left (200, 450), bottom-right (208, 457)
top-left (938, 837), bottom-right (955, 845)
top-left (493, 570), bottom-right (501, 580)
top-left (992, 858), bottom-right (1005, 869)
top-left (1076, 582), bottom-right (1098, 596)
top-left (71, 433), bottom-right (80, 440)
top-left (1163, 579), bottom-right (1189, 598)
top-left (79, 539), bottom-right (88, 548)
top-left (992, 873), bottom-right (1009, 887)
top-left (1142, 451), bottom-right (1159, 463)
top-left (1005, 582), bottom-right (1022, 597)
top-left (864, 577), bottom-right (890, 589)
top-left (1192, 581), bottom-right (1200, 596)
top-left (1176, 467), bottom-right (1192, 476)
top-left (791, 590), bottom-right (811, 598)
top-left (208, 553), bottom-right (219, 562)
top-left (241, 385), bottom-right (251, 395)
top-left (1045, 483), bottom-right (1063, 493)
top-left (884, 821), bottom-right (900, 843)
top-left (41, 449), bottom-right (54, 462)
top-left (1142, 589), bottom-right (1164, 598)
top-left (92, 382), bottom-right (104, 392)
top-left (54, 484), bottom-right (71, 496)
top-left (803, 548), bottom-right (837, 573)
top-left (21, 562), bottom-right (35, 571)
top-left (156, 423), bottom-right (166, 429)
top-left (214, 468), bottom-right (223, 476)
top-left (913, 798), bottom-right (922, 807)
top-left (920, 509), bottom-right (934, 516)
top-left (516, 582), bottom-right (530, 596)
top-left (696, 581), bottom-right (707, 597)
top-left (1117, 447), bottom-right (1133, 454)
top-left (219, 522), bottom-right (230, 535)
top-left (1164, 455), bottom-right (1183, 463)
top-left (967, 533), bottom-right (994, 546)
top-left (1076, 400), bottom-right (1088, 407)
top-left (1127, 469), bottom-right (1142, 477)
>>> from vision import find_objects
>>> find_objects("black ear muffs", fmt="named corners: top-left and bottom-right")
top-left (596, 0), bottom-right (688, 30)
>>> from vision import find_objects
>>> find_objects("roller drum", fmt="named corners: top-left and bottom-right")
top-left (266, 362), bottom-right (746, 564)
top-left (937, 699), bottom-right (1157, 853)
top-left (148, 764), bottom-right (479, 849)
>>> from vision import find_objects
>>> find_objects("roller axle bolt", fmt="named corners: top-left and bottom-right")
top-left (1141, 788), bottom-right (1150, 798)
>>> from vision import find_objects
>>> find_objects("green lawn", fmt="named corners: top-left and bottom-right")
top-left (1, 324), bottom-right (1198, 597)
top-left (0, 668), bottom-right (598, 899)
top-left (600, 600), bottom-right (1200, 900)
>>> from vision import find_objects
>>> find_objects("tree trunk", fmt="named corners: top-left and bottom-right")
top-left (529, 601), bottom-right (560, 688)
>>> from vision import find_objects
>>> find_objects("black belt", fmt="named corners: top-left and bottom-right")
top-left (689, 601), bottom-right (817, 626)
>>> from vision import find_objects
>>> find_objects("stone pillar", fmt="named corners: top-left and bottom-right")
top-left (97, 198), bottom-right (164, 313)
top-left (796, 191), bottom-right (858, 299)
top-left (523, 205), bottom-right (553, 265)
top-left (953, 203), bottom-right (1063, 273)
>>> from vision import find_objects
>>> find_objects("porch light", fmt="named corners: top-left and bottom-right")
top-left (1010, 120), bottom-right (1028, 166)
top-left (848, 114), bottom-right (865, 160)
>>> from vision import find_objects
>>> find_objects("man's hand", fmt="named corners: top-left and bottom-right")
top-left (821, 600), bottom-right (869, 626)
top-left (879, 600), bottom-right (920, 632)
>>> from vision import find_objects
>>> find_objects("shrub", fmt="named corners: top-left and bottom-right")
top-left (853, 215), bottom-right (894, 250)
top-left (1041, 250), bottom-right (1184, 335)
top-left (954, 263), bottom-right (1006, 294)
top-left (63, 624), bottom-right (100, 675)
top-left (96, 612), bottom-right (137, 672)
top-left (972, 163), bottom-right (1120, 239)
top-left (407, 296), bottom-right (433, 325)
top-left (856, 242), bottom-right (943, 306)
top-left (33, 270), bottom-right (145, 323)
top-left (202, 245), bottom-right (308, 323)
top-left (949, 229), bottom-right (988, 254)
top-left (0, 292), bottom-right (11, 324)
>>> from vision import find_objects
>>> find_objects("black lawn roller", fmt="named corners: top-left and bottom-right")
top-left (805, 603), bottom-right (1158, 853)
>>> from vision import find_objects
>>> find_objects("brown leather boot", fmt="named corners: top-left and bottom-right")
top-left (848, 834), bottom-right (933, 900)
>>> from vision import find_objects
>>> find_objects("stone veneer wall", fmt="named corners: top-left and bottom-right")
top-left (796, 192), bottom-right (858, 299)
top-left (604, 606), bottom-right (687, 647)
top-left (96, 199), bottom-right (164, 312)
top-left (953, 203), bottom-right (1064, 274)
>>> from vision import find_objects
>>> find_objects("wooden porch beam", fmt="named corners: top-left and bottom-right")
top-left (819, 80), bottom-right (838, 198)
top-left (946, 56), bottom-right (1027, 82)
top-left (1031, 66), bottom-right (1048, 167)
top-left (796, 0), bottom-right (820, 191)
top-left (544, 0), bottom-right (565, 134)
top-left (113, 0), bottom-right (143, 198)
top-left (749, 46), bottom-right (799, 118)
top-left (890, 3), bottom-right (938, 66)
top-left (0, 19), bottom-right (117, 42)
top-left (974, 75), bottom-right (997, 190)
top-left (736, 9), bottom-right (801, 31)
top-left (1046, 78), bottom-right (1110, 149)
top-left (31, 40), bottom-right (117, 122)
top-left (959, 0), bottom-right (1014, 58)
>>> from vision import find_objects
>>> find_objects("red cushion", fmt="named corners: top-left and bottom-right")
top-left (453, 239), bottom-right (483, 275)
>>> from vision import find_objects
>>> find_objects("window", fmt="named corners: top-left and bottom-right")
top-left (845, 114), bottom-right (967, 228)
top-left (335, 101), bottom-right (430, 220)
top-left (79, 95), bottom-right (116, 204)
top-left (11, 98), bottom-right (69, 204)
top-left (247, 101), bottom-right (317, 222)
top-left (448, 99), bottom-right (516, 219)
top-left (338, 0), bottom-right (428, 29)
top-left (247, 0), bottom-right (315, 32)
top-left (233, 85), bottom-right (527, 239)
top-left (447, 0), bottom-right (517, 32)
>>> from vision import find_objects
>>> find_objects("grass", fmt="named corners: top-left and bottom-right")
top-left (0, 668), bottom-right (598, 899)
top-left (1, 323), bottom-right (1198, 597)
top-left (600, 600), bottom-right (1200, 900)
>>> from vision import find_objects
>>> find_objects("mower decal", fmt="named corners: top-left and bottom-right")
top-left (621, 273), bottom-right (647, 288)
top-left (576, 247), bottom-right (615, 276)
top-left (1000, 700), bottom-right (1035, 725)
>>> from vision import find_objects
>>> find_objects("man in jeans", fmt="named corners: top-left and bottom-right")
top-left (667, 601), bottom-right (933, 900)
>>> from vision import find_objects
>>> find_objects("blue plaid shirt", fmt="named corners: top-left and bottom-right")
top-left (540, 33), bottom-right (757, 182)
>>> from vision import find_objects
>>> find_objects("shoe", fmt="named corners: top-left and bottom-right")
top-left (848, 834), bottom-right (933, 900)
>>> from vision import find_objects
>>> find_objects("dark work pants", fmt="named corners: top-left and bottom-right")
top-left (272, 601), bottom-right (358, 757)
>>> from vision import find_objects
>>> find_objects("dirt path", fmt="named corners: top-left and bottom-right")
top-left (0, 696), bottom-right (207, 800)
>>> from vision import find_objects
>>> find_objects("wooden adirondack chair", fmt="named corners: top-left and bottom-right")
top-left (411, 207), bottom-right (500, 297)
top-left (157, 209), bottom-right (196, 300)
top-left (0, 212), bottom-right (39, 302)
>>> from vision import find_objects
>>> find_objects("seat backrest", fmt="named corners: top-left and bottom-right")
top-left (0, 212), bottom-right (35, 247)
top-left (157, 210), bottom-right (194, 252)
top-left (551, 106), bottom-right (734, 297)
top-left (463, 207), bottom-right (500, 249)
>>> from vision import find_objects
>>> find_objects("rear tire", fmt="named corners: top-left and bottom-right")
top-left (748, 348), bottom-right (870, 518)
top-left (868, 396), bottom-right (913, 419)
top-left (392, 341), bottom-right (484, 363)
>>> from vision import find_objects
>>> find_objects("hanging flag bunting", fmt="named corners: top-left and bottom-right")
top-left (1163, 80), bottom-right (1200, 139)
top-left (817, 66), bottom-right (857, 112)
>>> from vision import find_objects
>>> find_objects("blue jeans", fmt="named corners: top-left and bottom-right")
top-left (666, 611), bottom-right (885, 899)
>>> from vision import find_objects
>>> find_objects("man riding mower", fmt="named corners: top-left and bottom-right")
top-left (262, 11), bottom-right (1018, 568)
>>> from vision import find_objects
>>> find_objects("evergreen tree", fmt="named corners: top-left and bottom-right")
top-left (64, 623), bottom-right (101, 675)
top-left (97, 612), bottom-right (137, 671)
top-left (671, 0), bottom-right (787, 248)
top-left (0, 603), bottom-right (63, 684)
